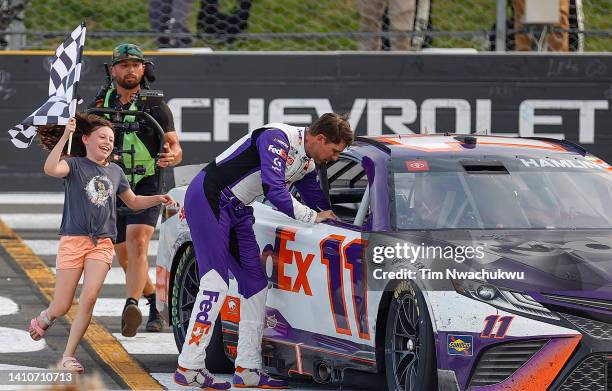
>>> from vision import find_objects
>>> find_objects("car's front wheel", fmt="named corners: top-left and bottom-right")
top-left (171, 245), bottom-right (234, 373)
top-left (385, 281), bottom-right (437, 391)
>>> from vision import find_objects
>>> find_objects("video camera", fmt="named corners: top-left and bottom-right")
top-left (110, 92), bottom-right (163, 148)
top-left (107, 89), bottom-right (164, 128)
top-left (101, 89), bottom-right (165, 178)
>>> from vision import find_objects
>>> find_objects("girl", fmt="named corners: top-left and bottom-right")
top-left (28, 113), bottom-right (175, 372)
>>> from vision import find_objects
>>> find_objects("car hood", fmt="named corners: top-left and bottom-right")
top-left (381, 229), bottom-right (612, 301)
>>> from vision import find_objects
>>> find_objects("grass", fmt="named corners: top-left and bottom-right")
top-left (583, 1), bottom-right (612, 51)
top-left (21, 0), bottom-right (612, 51)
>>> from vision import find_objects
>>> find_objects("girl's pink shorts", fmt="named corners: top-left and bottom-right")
top-left (56, 236), bottom-right (113, 270)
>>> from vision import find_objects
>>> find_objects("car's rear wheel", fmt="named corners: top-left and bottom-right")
top-left (171, 245), bottom-right (234, 373)
top-left (385, 281), bottom-right (437, 391)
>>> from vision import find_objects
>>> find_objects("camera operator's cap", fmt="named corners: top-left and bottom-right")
top-left (112, 43), bottom-right (145, 65)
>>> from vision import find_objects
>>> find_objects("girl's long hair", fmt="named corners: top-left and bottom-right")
top-left (37, 112), bottom-right (114, 158)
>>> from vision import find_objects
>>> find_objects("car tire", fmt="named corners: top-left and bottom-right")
top-left (385, 281), bottom-right (437, 391)
top-left (171, 245), bottom-right (234, 373)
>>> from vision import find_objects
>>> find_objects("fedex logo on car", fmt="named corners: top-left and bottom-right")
top-left (262, 228), bottom-right (314, 295)
top-left (260, 227), bottom-right (371, 340)
top-left (189, 290), bottom-right (220, 345)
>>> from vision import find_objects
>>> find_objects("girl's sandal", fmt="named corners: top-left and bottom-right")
top-left (59, 356), bottom-right (84, 373)
top-left (28, 309), bottom-right (55, 341)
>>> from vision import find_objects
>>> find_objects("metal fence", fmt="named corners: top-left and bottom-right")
top-left (1, 0), bottom-right (610, 51)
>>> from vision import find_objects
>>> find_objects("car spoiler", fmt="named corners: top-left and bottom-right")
top-left (523, 137), bottom-right (587, 156)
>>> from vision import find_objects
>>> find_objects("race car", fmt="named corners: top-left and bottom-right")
top-left (155, 133), bottom-right (612, 390)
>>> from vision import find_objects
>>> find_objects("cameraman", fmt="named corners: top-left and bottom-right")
top-left (92, 43), bottom-right (183, 336)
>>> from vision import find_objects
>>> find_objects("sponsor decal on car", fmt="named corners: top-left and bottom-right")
top-left (406, 160), bottom-right (430, 171)
top-left (261, 228), bottom-right (371, 340)
top-left (155, 266), bottom-right (170, 304)
top-left (447, 334), bottom-right (473, 356)
top-left (266, 314), bottom-right (278, 329)
top-left (261, 228), bottom-right (315, 295)
top-left (519, 157), bottom-right (609, 170)
top-left (481, 315), bottom-right (514, 339)
top-left (189, 290), bottom-right (220, 346)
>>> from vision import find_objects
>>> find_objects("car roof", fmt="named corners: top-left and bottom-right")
top-left (351, 133), bottom-right (590, 159)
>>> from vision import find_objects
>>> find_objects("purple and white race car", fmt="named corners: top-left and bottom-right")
top-left (156, 133), bottom-right (612, 390)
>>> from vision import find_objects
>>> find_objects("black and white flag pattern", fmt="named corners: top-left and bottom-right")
top-left (8, 23), bottom-right (86, 148)
top-left (7, 124), bottom-right (38, 149)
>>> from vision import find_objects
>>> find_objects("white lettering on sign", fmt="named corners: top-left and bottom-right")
top-left (167, 98), bottom-right (211, 141)
top-left (366, 99), bottom-right (417, 135)
top-left (519, 100), bottom-right (608, 143)
top-left (421, 99), bottom-right (471, 134)
top-left (166, 98), bottom-right (609, 144)
top-left (214, 98), bottom-right (265, 142)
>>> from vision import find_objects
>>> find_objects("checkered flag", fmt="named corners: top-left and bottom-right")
top-left (7, 23), bottom-right (86, 148)
top-left (8, 124), bottom-right (37, 149)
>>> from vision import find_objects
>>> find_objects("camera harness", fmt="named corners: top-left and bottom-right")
top-left (100, 88), bottom-right (157, 185)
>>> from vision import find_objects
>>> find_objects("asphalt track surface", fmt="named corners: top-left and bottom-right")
top-left (0, 193), bottom-right (382, 390)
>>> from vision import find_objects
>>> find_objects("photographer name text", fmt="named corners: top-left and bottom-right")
top-left (373, 268), bottom-right (525, 280)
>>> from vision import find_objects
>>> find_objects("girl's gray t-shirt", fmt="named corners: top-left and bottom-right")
top-left (59, 157), bottom-right (130, 243)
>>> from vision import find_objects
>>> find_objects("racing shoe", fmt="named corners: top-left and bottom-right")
top-left (174, 366), bottom-right (230, 389)
top-left (145, 293), bottom-right (164, 332)
top-left (233, 367), bottom-right (288, 389)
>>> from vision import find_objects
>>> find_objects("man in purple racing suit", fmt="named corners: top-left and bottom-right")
top-left (174, 113), bottom-right (354, 389)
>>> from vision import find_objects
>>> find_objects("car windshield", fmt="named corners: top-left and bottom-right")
top-left (393, 160), bottom-right (612, 230)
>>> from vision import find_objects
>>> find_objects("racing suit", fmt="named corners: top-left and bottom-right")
top-left (178, 123), bottom-right (330, 370)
